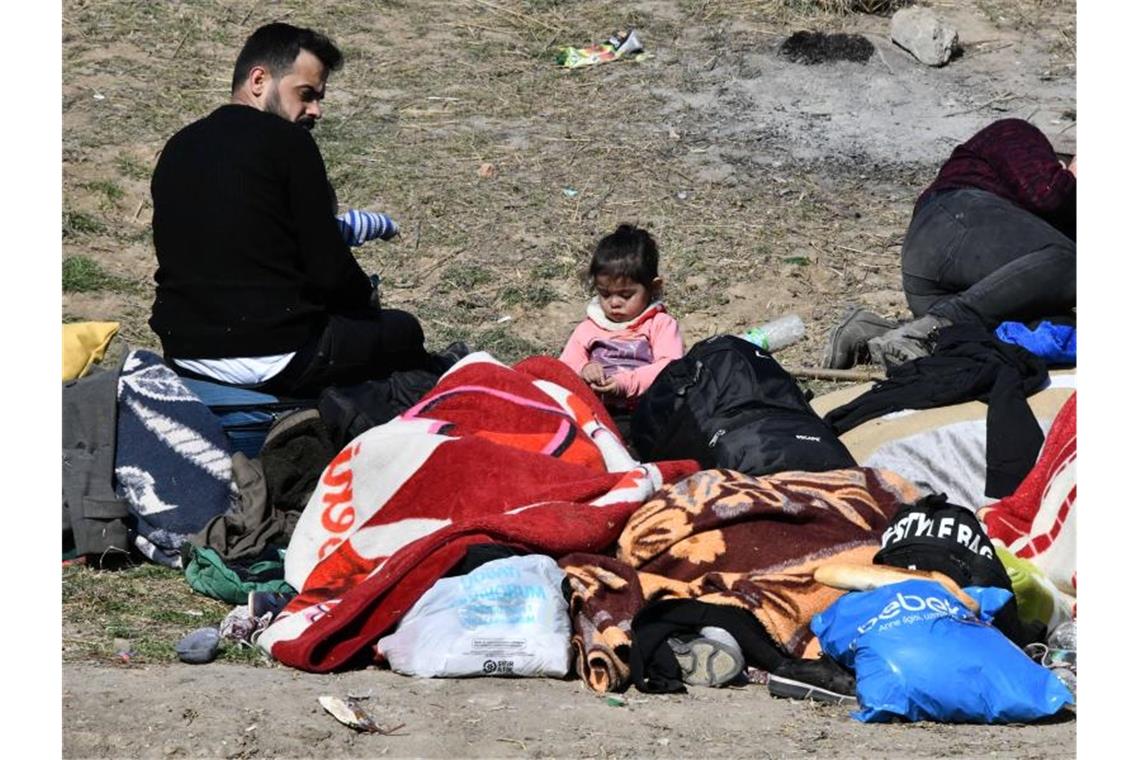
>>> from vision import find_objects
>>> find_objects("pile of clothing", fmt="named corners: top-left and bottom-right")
top-left (61, 335), bottom-right (1077, 725)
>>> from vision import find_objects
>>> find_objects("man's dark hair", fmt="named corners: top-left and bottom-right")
top-left (231, 23), bottom-right (343, 93)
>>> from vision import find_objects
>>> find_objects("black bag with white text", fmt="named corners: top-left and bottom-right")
top-left (873, 493), bottom-right (1043, 646)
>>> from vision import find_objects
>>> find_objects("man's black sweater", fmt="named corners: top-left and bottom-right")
top-left (149, 104), bottom-right (372, 359)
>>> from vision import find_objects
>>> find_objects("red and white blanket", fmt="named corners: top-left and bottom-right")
top-left (978, 392), bottom-right (1076, 611)
top-left (258, 353), bottom-right (698, 672)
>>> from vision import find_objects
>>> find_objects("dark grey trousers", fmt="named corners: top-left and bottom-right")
top-left (901, 188), bottom-right (1076, 329)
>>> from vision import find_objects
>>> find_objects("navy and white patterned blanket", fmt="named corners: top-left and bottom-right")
top-left (114, 350), bottom-right (236, 566)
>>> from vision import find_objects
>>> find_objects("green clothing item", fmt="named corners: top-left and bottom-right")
top-left (183, 545), bottom-right (294, 605)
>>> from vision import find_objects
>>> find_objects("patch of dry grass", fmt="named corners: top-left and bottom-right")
top-left (62, 563), bottom-right (270, 665)
top-left (676, 0), bottom-right (912, 24)
top-left (792, 0), bottom-right (911, 14)
top-left (62, 0), bottom-right (900, 363)
top-left (62, 0), bottom-right (1075, 366)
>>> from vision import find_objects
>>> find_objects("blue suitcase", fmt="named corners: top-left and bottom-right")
top-left (181, 378), bottom-right (313, 458)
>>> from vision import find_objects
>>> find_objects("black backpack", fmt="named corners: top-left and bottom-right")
top-left (874, 493), bottom-right (1044, 646)
top-left (630, 335), bottom-right (856, 476)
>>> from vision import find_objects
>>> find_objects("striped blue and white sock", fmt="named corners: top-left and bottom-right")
top-left (337, 209), bottom-right (399, 246)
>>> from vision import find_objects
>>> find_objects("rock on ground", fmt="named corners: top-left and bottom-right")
top-left (891, 7), bottom-right (960, 67)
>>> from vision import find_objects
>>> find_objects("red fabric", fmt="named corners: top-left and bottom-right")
top-left (980, 394), bottom-right (1075, 547)
top-left (259, 354), bottom-right (697, 672)
top-left (978, 393), bottom-right (1076, 599)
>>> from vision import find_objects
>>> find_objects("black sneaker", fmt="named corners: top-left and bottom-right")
top-left (822, 307), bottom-right (897, 369)
top-left (768, 655), bottom-right (857, 705)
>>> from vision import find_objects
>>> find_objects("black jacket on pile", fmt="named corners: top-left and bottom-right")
top-left (823, 323), bottom-right (1048, 498)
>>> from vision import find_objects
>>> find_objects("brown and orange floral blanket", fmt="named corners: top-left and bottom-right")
top-left (560, 466), bottom-right (921, 693)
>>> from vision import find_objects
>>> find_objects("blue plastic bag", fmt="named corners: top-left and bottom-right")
top-left (994, 320), bottom-right (1076, 366)
top-left (811, 579), bottom-right (1073, 723)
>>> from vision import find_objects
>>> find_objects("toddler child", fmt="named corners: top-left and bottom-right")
top-left (559, 224), bottom-right (684, 411)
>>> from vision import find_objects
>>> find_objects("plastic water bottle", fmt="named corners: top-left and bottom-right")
top-left (1044, 621), bottom-right (1077, 699)
top-left (741, 314), bottom-right (805, 352)
top-left (1047, 621), bottom-right (1076, 652)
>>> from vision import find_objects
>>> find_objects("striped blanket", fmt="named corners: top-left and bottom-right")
top-left (560, 466), bottom-right (921, 693)
top-left (257, 353), bottom-right (698, 672)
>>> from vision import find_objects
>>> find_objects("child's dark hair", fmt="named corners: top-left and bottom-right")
top-left (588, 224), bottom-right (660, 289)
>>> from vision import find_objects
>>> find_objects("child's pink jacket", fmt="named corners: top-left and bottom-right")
top-left (558, 299), bottom-right (684, 400)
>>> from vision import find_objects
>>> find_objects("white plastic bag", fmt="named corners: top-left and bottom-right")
top-left (376, 554), bottom-right (572, 678)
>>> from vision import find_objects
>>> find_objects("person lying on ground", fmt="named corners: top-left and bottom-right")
top-left (149, 22), bottom-right (441, 397)
top-left (559, 224), bottom-right (684, 430)
top-left (823, 118), bottom-right (1075, 369)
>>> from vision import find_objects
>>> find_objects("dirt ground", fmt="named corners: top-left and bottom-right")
top-left (63, 663), bottom-right (1075, 759)
top-left (61, 0), bottom-right (1076, 757)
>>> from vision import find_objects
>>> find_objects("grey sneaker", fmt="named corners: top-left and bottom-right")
top-left (667, 627), bottom-right (745, 688)
top-left (867, 314), bottom-right (951, 369)
top-left (822, 307), bottom-right (898, 369)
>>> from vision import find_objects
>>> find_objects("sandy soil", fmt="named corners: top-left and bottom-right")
top-left (63, 663), bottom-right (1074, 759)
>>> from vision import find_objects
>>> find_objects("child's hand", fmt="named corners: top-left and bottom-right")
top-left (581, 362), bottom-right (606, 386)
top-left (592, 377), bottom-right (620, 396)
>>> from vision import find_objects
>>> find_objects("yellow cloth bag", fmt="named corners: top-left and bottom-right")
top-left (62, 321), bottom-right (120, 381)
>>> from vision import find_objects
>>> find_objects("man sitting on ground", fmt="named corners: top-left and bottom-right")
top-left (149, 22), bottom-right (437, 396)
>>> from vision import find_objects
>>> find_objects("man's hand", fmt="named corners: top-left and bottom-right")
top-left (1066, 154), bottom-right (1077, 178)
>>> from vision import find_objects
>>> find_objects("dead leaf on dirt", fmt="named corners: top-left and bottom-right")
top-left (318, 695), bottom-right (406, 735)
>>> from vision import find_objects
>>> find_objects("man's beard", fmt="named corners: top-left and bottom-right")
top-left (265, 84), bottom-right (315, 130)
